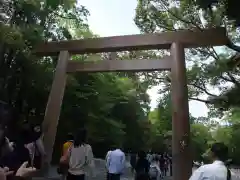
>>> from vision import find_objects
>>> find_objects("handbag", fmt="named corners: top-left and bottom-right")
top-left (57, 145), bottom-right (72, 174)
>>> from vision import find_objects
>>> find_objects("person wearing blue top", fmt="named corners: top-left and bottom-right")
top-left (106, 146), bottom-right (125, 180)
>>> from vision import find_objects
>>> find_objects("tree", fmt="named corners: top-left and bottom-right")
top-left (148, 91), bottom-right (211, 156)
top-left (134, 0), bottom-right (240, 117)
top-left (0, 0), bottom-right (152, 162)
top-left (213, 108), bottom-right (240, 164)
top-left (194, 0), bottom-right (240, 27)
top-left (191, 123), bottom-right (212, 161)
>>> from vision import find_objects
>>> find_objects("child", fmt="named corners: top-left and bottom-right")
top-left (149, 156), bottom-right (162, 180)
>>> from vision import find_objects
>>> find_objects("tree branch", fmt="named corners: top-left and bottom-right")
top-left (189, 97), bottom-right (212, 104)
top-left (227, 41), bottom-right (240, 53)
top-left (189, 83), bottom-right (218, 97)
top-left (226, 72), bottom-right (240, 87)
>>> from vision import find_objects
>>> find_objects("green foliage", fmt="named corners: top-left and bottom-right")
top-left (191, 123), bottom-right (212, 161)
top-left (135, 0), bottom-right (240, 116)
top-left (2, 0), bottom-right (240, 166)
top-left (0, 0), bottom-right (152, 163)
top-left (148, 93), bottom-right (213, 160)
top-left (194, 0), bottom-right (240, 26)
top-left (134, 0), bottom-right (240, 162)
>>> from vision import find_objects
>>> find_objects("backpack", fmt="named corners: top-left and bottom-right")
top-left (149, 165), bottom-right (158, 178)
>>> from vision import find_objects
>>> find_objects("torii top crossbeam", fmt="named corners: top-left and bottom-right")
top-left (35, 27), bottom-right (228, 56)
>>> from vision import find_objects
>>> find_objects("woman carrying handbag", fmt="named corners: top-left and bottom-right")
top-left (60, 128), bottom-right (95, 180)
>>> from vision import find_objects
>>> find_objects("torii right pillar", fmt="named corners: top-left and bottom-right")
top-left (171, 42), bottom-right (192, 180)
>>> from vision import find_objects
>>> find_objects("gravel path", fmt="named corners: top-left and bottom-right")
top-left (36, 159), bottom-right (240, 180)
top-left (34, 159), bottom-right (134, 180)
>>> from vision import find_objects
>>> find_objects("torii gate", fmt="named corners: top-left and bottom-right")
top-left (35, 28), bottom-right (228, 180)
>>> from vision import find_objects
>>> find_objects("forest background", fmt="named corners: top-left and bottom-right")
top-left (1, 0), bottom-right (240, 164)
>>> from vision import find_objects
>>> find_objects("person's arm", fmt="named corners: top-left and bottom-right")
top-left (35, 137), bottom-right (46, 156)
top-left (105, 151), bottom-right (110, 168)
top-left (106, 152), bottom-right (111, 170)
top-left (14, 162), bottom-right (37, 180)
top-left (156, 165), bottom-right (161, 180)
top-left (189, 166), bottom-right (204, 180)
top-left (86, 145), bottom-right (95, 177)
top-left (105, 152), bottom-right (108, 161)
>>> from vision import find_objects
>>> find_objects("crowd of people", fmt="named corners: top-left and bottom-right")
top-left (104, 148), bottom-right (172, 180)
top-left (1, 100), bottom-right (240, 180)
top-left (104, 144), bottom-right (239, 180)
top-left (128, 151), bottom-right (172, 180)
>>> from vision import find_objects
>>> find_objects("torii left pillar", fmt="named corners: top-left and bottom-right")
top-left (42, 51), bottom-right (69, 172)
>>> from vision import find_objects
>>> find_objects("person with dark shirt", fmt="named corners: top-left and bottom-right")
top-left (0, 102), bottom-right (37, 180)
top-left (25, 125), bottom-right (45, 170)
top-left (159, 155), bottom-right (165, 177)
top-left (168, 154), bottom-right (172, 176)
top-left (135, 151), bottom-right (150, 180)
top-left (0, 139), bottom-right (31, 177)
top-left (0, 131), bottom-right (31, 180)
top-left (0, 110), bottom-right (29, 178)
top-left (163, 154), bottom-right (169, 176)
top-left (130, 151), bottom-right (137, 174)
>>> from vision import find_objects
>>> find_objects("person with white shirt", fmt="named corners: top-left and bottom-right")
top-left (147, 152), bottom-right (152, 163)
top-left (189, 142), bottom-right (239, 180)
top-left (135, 151), bottom-right (150, 180)
top-left (64, 128), bottom-right (94, 180)
top-left (106, 146), bottom-right (125, 180)
top-left (149, 156), bottom-right (162, 180)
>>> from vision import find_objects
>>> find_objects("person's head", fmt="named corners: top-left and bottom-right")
top-left (138, 150), bottom-right (146, 159)
top-left (110, 144), bottom-right (118, 150)
top-left (74, 128), bottom-right (87, 147)
top-left (210, 142), bottom-right (228, 162)
top-left (66, 133), bottom-right (74, 141)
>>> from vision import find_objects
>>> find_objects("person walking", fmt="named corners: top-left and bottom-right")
top-left (149, 156), bottom-right (162, 180)
top-left (189, 142), bottom-right (239, 180)
top-left (135, 151), bottom-right (150, 180)
top-left (61, 128), bottom-right (95, 180)
top-left (106, 145), bottom-right (125, 180)
top-left (62, 133), bottom-right (74, 157)
top-left (58, 133), bottom-right (74, 179)
top-left (159, 155), bottom-right (165, 177)
top-left (130, 151), bottom-right (137, 174)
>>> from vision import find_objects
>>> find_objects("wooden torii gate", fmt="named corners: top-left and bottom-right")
top-left (35, 28), bottom-right (228, 180)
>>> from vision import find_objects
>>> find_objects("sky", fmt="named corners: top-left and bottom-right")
top-left (79, 0), bottom-right (209, 117)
